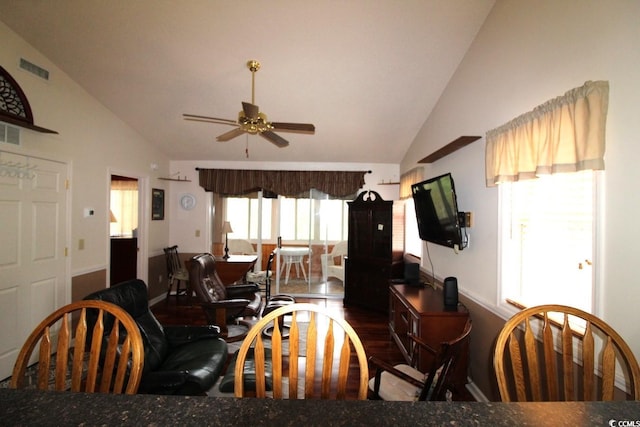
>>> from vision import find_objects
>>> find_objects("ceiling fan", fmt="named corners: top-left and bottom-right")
top-left (183, 60), bottom-right (315, 148)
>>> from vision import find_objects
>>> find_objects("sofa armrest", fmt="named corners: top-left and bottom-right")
top-left (164, 325), bottom-right (222, 347)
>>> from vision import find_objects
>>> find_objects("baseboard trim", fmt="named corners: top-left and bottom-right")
top-left (149, 294), bottom-right (165, 307)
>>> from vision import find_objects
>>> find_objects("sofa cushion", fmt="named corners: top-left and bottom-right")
top-left (158, 338), bottom-right (228, 392)
top-left (218, 348), bottom-right (273, 393)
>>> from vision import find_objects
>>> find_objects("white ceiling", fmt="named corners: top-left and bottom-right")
top-left (0, 0), bottom-right (494, 163)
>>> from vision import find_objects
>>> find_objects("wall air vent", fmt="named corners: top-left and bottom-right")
top-left (19, 58), bottom-right (50, 81)
top-left (0, 122), bottom-right (21, 145)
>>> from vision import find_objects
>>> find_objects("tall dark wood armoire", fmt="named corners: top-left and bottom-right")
top-left (344, 190), bottom-right (404, 312)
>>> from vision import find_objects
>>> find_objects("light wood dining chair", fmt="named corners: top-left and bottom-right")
top-left (494, 304), bottom-right (640, 401)
top-left (11, 300), bottom-right (144, 394)
top-left (234, 302), bottom-right (369, 399)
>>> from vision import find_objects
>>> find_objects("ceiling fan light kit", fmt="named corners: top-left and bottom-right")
top-left (183, 60), bottom-right (315, 149)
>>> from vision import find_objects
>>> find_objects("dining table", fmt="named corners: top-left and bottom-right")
top-left (1, 388), bottom-right (638, 426)
top-left (278, 246), bottom-right (311, 285)
top-left (213, 254), bottom-right (258, 285)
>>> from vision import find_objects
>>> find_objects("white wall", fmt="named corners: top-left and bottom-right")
top-left (0, 22), bottom-right (171, 282)
top-left (401, 0), bottom-right (640, 356)
top-left (168, 160), bottom-right (399, 253)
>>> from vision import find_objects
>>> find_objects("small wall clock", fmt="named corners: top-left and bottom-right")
top-left (180, 193), bottom-right (197, 210)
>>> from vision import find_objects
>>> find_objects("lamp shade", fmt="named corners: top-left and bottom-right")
top-left (221, 221), bottom-right (233, 234)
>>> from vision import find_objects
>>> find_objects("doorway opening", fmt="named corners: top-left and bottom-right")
top-left (109, 175), bottom-right (139, 286)
top-left (217, 190), bottom-right (349, 298)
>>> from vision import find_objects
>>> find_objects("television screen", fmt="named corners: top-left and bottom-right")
top-left (411, 173), bottom-right (463, 249)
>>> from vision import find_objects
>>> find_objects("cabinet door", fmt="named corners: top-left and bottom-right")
top-left (348, 208), bottom-right (371, 257)
top-left (417, 314), bottom-right (469, 381)
top-left (370, 206), bottom-right (392, 259)
top-left (368, 263), bottom-right (391, 311)
top-left (344, 259), bottom-right (389, 312)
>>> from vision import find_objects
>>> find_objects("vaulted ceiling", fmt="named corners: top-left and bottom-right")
top-left (0, 0), bottom-right (495, 163)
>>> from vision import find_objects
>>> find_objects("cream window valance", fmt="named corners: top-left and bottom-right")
top-left (197, 168), bottom-right (368, 198)
top-left (399, 167), bottom-right (424, 199)
top-left (485, 80), bottom-right (608, 187)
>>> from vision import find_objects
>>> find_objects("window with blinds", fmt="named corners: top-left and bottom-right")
top-left (404, 198), bottom-right (421, 258)
top-left (499, 170), bottom-right (599, 313)
top-left (224, 194), bottom-right (348, 242)
top-left (225, 197), bottom-right (273, 240)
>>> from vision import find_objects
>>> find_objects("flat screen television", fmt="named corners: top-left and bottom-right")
top-left (411, 172), bottom-right (464, 250)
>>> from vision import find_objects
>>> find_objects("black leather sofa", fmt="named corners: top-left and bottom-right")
top-left (84, 279), bottom-right (228, 395)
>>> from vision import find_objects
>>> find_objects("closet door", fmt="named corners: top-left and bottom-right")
top-left (0, 152), bottom-right (69, 379)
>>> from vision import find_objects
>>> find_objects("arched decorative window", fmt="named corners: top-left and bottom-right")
top-left (0, 65), bottom-right (57, 134)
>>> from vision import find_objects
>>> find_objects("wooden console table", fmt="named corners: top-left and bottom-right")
top-left (388, 284), bottom-right (470, 389)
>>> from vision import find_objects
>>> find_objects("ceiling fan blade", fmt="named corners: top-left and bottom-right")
top-left (271, 122), bottom-right (316, 133)
top-left (260, 130), bottom-right (289, 147)
top-left (242, 102), bottom-right (260, 120)
top-left (216, 127), bottom-right (246, 142)
top-left (183, 114), bottom-right (237, 125)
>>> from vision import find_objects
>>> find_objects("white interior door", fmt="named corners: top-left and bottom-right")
top-left (0, 151), bottom-right (68, 379)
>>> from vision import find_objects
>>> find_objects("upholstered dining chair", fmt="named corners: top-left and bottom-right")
top-left (494, 304), bottom-right (640, 401)
top-left (234, 302), bottom-right (369, 399)
top-left (368, 319), bottom-right (472, 401)
top-left (11, 300), bottom-right (144, 394)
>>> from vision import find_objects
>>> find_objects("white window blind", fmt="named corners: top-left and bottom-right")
top-left (225, 197), bottom-right (272, 240)
top-left (500, 170), bottom-right (597, 312)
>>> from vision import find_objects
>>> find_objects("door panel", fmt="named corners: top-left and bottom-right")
top-left (0, 151), bottom-right (68, 379)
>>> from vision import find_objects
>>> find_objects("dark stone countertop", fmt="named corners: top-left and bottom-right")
top-left (1, 388), bottom-right (639, 426)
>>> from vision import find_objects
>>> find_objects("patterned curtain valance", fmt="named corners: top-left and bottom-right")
top-left (197, 168), bottom-right (369, 198)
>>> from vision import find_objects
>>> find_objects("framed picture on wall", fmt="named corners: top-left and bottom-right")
top-left (152, 188), bottom-right (164, 220)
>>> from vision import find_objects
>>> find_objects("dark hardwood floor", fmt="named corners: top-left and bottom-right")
top-left (151, 295), bottom-right (473, 400)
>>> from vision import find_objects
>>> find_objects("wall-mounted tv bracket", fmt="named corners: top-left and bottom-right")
top-left (458, 212), bottom-right (472, 228)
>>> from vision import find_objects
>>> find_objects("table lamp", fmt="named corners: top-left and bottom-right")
top-left (221, 221), bottom-right (233, 259)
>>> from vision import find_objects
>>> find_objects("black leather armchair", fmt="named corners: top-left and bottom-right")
top-left (189, 253), bottom-right (264, 341)
top-left (84, 279), bottom-right (228, 395)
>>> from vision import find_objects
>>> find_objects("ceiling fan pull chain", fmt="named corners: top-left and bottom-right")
top-left (245, 134), bottom-right (249, 158)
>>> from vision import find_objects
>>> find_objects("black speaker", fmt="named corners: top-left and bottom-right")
top-left (443, 276), bottom-right (458, 308)
top-left (404, 263), bottom-right (421, 286)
